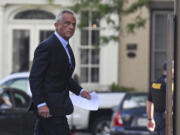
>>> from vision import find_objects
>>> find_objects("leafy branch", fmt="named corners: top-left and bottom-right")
top-left (69, 0), bottom-right (151, 44)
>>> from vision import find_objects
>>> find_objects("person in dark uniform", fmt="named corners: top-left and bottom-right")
top-left (146, 62), bottom-right (168, 135)
top-left (29, 9), bottom-right (91, 135)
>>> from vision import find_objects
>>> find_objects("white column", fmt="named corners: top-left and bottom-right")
top-left (0, 6), bottom-right (4, 79)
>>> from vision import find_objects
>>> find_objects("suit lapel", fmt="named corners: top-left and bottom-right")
top-left (52, 34), bottom-right (75, 72)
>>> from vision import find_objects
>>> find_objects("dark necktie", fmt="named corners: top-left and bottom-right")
top-left (66, 44), bottom-right (75, 69)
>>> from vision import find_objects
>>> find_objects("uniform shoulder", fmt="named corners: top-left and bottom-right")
top-left (157, 75), bottom-right (166, 82)
top-left (151, 75), bottom-right (166, 90)
top-left (151, 82), bottom-right (162, 89)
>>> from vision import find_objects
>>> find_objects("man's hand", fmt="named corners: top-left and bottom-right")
top-left (38, 105), bottom-right (50, 118)
top-left (80, 91), bottom-right (91, 100)
top-left (147, 119), bottom-right (155, 132)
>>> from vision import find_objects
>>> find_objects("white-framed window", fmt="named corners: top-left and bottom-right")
top-left (14, 9), bottom-right (55, 20)
top-left (151, 11), bottom-right (173, 81)
top-left (80, 11), bottom-right (100, 83)
top-left (12, 29), bottom-right (30, 73)
top-left (11, 9), bottom-right (55, 73)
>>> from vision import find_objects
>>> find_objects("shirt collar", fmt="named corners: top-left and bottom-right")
top-left (54, 31), bottom-right (68, 47)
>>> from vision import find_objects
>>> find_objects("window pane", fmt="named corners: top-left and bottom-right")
top-left (91, 49), bottom-right (99, 64)
top-left (92, 30), bottom-right (99, 45)
top-left (91, 68), bottom-right (99, 82)
top-left (14, 10), bottom-right (55, 19)
top-left (122, 95), bottom-right (147, 110)
top-left (81, 30), bottom-right (89, 45)
top-left (155, 14), bottom-right (168, 49)
top-left (13, 30), bottom-right (30, 72)
top-left (0, 93), bottom-right (12, 109)
top-left (80, 11), bottom-right (100, 84)
top-left (151, 11), bottom-right (173, 82)
top-left (155, 52), bottom-right (167, 80)
top-left (13, 92), bottom-right (29, 108)
top-left (81, 49), bottom-right (89, 64)
top-left (92, 11), bottom-right (100, 27)
top-left (3, 78), bottom-right (28, 93)
top-left (80, 67), bottom-right (88, 83)
top-left (81, 11), bottom-right (89, 27)
top-left (40, 30), bottom-right (54, 42)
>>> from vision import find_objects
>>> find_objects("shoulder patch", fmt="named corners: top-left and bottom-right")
top-left (152, 83), bottom-right (161, 89)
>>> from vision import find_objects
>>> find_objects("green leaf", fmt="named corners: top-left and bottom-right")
top-left (100, 35), bottom-right (119, 44)
top-left (126, 16), bottom-right (146, 34)
top-left (109, 82), bottom-right (136, 92)
top-left (70, 0), bottom-right (151, 44)
top-left (101, 36), bottom-right (109, 44)
top-left (124, 0), bottom-right (151, 14)
top-left (127, 23), bottom-right (136, 34)
top-left (106, 16), bottom-right (116, 25)
top-left (48, 0), bottom-right (54, 4)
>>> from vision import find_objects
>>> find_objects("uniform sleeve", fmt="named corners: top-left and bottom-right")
top-left (29, 43), bottom-right (50, 106)
top-left (148, 83), bottom-right (153, 102)
top-left (148, 89), bottom-right (152, 102)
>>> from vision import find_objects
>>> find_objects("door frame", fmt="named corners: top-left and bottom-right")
top-left (8, 22), bottom-right (54, 73)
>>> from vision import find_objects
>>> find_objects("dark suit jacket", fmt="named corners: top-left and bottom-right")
top-left (29, 34), bottom-right (82, 116)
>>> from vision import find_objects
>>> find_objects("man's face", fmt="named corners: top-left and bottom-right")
top-left (55, 13), bottom-right (76, 41)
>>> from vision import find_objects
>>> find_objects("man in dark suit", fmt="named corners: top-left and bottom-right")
top-left (29, 9), bottom-right (91, 135)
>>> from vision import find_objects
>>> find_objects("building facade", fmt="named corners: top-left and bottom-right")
top-left (0, 0), bottom-right (118, 91)
top-left (0, 0), bottom-right (174, 92)
top-left (118, 0), bottom-right (174, 91)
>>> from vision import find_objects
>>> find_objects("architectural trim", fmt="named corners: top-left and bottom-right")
top-left (149, 1), bottom-right (174, 10)
top-left (149, 1), bottom-right (174, 83)
top-left (7, 5), bottom-right (56, 22)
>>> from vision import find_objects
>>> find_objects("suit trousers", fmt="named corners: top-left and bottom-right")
top-left (34, 116), bottom-right (71, 135)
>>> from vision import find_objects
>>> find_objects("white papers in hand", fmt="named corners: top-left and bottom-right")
top-left (70, 92), bottom-right (99, 110)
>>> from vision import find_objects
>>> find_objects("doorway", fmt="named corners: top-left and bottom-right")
top-left (12, 29), bottom-right (53, 73)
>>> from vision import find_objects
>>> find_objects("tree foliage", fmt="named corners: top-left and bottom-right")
top-left (70, 0), bottom-right (151, 43)
top-left (48, 0), bottom-right (54, 4)
top-left (110, 82), bottom-right (136, 92)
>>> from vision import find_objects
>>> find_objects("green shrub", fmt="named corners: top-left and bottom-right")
top-left (109, 83), bottom-right (135, 92)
